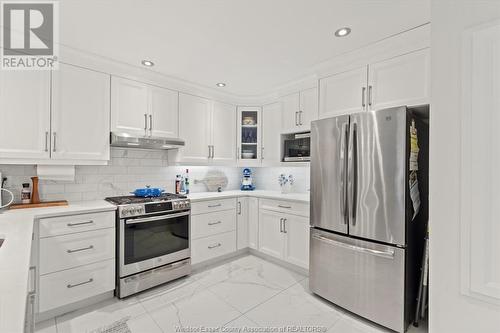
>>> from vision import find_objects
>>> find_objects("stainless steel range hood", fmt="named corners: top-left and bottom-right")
top-left (110, 132), bottom-right (185, 150)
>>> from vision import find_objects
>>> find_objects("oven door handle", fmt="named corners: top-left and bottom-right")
top-left (125, 211), bottom-right (190, 225)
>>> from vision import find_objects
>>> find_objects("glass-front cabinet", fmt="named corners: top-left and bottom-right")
top-left (237, 106), bottom-right (262, 166)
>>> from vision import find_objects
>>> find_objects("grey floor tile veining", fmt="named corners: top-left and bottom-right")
top-left (36, 255), bottom-right (427, 333)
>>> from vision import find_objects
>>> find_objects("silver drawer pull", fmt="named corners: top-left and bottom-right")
top-left (67, 220), bottom-right (94, 227)
top-left (278, 205), bottom-right (292, 209)
top-left (208, 203), bottom-right (222, 208)
top-left (67, 278), bottom-right (93, 289)
top-left (208, 243), bottom-right (222, 249)
top-left (67, 245), bottom-right (94, 253)
top-left (208, 221), bottom-right (222, 226)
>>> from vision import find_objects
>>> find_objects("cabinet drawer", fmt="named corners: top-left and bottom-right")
top-left (39, 228), bottom-right (115, 275)
top-left (39, 259), bottom-right (115, 313)
top-left (191, 198), bottom-right (236, 215)
top-left (39, 211), bottom-right (115, 238)
top-left (259, 199), bottom-right (309, 217)
top-left (191, 209), bottom-right (236, 240)
top-left (191, 231), bottom-right (236, 264)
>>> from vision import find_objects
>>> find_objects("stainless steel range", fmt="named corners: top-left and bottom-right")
top-left (106, 193), bottom-right (191, 298)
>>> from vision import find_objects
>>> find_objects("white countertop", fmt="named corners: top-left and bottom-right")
top-left (0, 201), bottom-right (116, 333)
top-left (187, 190), bottom-right (310, 203)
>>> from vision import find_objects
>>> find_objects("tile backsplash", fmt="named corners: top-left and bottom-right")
top-left (0, 148), bottom-right (310, 203)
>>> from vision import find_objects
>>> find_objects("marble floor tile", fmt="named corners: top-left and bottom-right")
top-left (245, 279), bottom-right (343, 330)
top-left (225, 314), bottom-right (260, 328)
top-left (147, 289), bottom-right (241, 331)
top-left (126, 313), bottom-right (163, 333)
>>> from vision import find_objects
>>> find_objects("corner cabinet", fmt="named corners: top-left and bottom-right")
top-left (177, 93), bottom-right (236, 165)
top-left (237, 106), bottom-right (262, 167)
top-left (111, 76), bottom-right (179, 138)
top-left (0, 70), bottom-right (51, 160)
top-left (51, 63), bottom-right (110, 161)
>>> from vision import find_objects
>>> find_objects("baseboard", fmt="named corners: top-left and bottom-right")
top-left (191, 248), bottom-right (250, 273)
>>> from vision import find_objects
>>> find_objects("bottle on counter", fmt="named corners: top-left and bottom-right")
top-left (21, 183), bottom-right (31, 204)
top-left (184, 169), bottom-right (190, 194)
top-left (175, 175), bottom-right (182, 194)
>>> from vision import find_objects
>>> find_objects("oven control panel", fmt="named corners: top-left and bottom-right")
top-left (120, 205), bottom-right (145, 217)
top-left (172, 200), bottom-right (190, 211)
top-left (118, 199), bottom-right (191, 218)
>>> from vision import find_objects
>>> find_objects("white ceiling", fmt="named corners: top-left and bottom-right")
top-left (59, 0), bottom-right (430, 96)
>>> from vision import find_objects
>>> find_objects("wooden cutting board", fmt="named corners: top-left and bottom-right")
top-left (9, 200), bottom-right (68, 210)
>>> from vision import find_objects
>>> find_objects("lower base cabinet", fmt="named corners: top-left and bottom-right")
top-left (191, 231), bottom-right (236, 264)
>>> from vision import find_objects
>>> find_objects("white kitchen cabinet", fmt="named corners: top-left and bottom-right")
top-left (319, 66), bottom-right (368, 118)
top-left (282, 214), bottom-right (309, 269)
top-left (237, 106), bottom-right (262, 166)
top-left (0, 70), bottom-right (51, 160)
top-left (149, 85), bottom-right (179, 138)
top-left (281, 93), bottom-right (300, 132)
top-left (258, 209), bottom-right (285, 259)
top-left (237, 197), bottom-right (249, 250)
top-left (51, 63), bottom-right (110, 161)
top-left (211, 101), bottom-right (237, 165)
top-left (178, 93), bottom-right (212, 164)
top-left (367, 48), bottom-right (430, 111)
top-left (262, 102), bottom-right (282, 166)
top-left (111, 77), bottom-right (149, 136)
top-left (281, 87), bottom-right (318, 133)
top-left (248, 197), bottom-right (259, 249)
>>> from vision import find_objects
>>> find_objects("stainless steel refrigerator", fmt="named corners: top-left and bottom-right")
top-left (309, 106), bottom-right (428, 333)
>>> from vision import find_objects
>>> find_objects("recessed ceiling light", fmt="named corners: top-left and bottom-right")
top-left (334, 27), bottom-right (351, 37)
top-left (216, 82), bottom-right (226, 87)
top-left (141, 60), bottom-right (154, 67)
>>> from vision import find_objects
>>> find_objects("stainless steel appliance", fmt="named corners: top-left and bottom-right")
top-left (106, 193), bottom-right (191, 298)
top-left (309, 106), bottom-right (429, 333)
top-left (110, 132), bottom-right (185, 150)
top-left (282, 132), bottom-right (310, 162)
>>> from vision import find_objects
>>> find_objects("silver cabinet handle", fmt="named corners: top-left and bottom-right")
top-left (67, 245), bottom-right (94, 253)
top-left (312, 234), bottom-right (395, 259)
top-left (299, 111), bottom-right (303, 125)
top-left (279, 218), bottom-right (283, 233)
top-left (44, 132), bottom-right (49, 152)
top-left (261, 146), bottom-right (264, 160)
top-left (149, 114), bottom-right (153, 133)
top-left (283, 218), bottom-right (287, 233)
top-left (211, 145), bottom-right (215, 159)
top-left (52, 132), bottom-right (57, 152)
top-left (237, 201), bottom-right (242, 215)
top-left (208, 203), bottom-right (222, 208)
top-left (278, 204), bottom-right (292, 209)
top-left (208, 145), bottom-right (211, 158)
top-left (368, 85), bottom-right (373, 107)
top-left (67, 278), bottom-right (93, 289)
top-left (29, 266), bottom-right (36, 294)
top-left (237, 147), bottom-right (240, 160)
top-left (67, 220), bottom-right (94, 227)
top-left (208, 221), bottom-right (221, 226)
top-left (144, 113), bottom-right (148, 131)
top-left (295, 111), bottom-right (299, 126)
top-left (361, 87), bottom-right (366, 108)
top-left (208, 243), bottom-right (221, 249)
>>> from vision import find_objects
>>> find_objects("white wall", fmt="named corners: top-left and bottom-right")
top-left (0, 148), bottom-right (241, 202)
top-left (430, 1), bottom-right (500, 332)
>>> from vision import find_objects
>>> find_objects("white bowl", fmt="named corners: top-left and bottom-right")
top-left (242, 152), bottom-right (255, 159)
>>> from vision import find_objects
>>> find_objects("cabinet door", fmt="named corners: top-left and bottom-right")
top-left (51, 64), bottom-right (110, 161)
top-left (248, 197), bottom-right (259, 249)
top-left (149, 85), bottom-right (179, 138)
top-left (0, 71), bottom-right (50, 159)
top-left (111, 77), bottom-right (148, 136)
top-left (298, 87), bottom-right (318, 131)
top-left (368, 48), bottom-right (430, 111)
top-left (281, 92), bottom-right (300, 132)
top-left (258, 209), bottom-right (284, 259)
top-left (283, 214), bottom-right (310, 269)
top-left (212, 101), bottom-right (236, 165)
top-left (237, 197), bottom-right (249, 250)
top-left (237, 107), bottom-right (262, 166)
top-left (178, 93), bottom-right (211, 164)
top-left (319, 66), bottom-right (368, 118)
top-left (262, 102), bottom-right (282, 166)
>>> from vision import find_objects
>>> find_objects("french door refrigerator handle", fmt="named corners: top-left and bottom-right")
top-left (351, 123), bottom-right (358, 226)
top-left (347, 121), bottom-right (358, 227)
top-left (311, 234), bottom-right (395, 259)
top-left (340, 122), bottom-right (348, 225)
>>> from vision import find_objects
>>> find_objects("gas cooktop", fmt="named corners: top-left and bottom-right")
top-left (105, 193), bottom-right (187, 205)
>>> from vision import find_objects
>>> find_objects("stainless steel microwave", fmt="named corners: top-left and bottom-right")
top-left (283, 132), bottom-right (311, 162)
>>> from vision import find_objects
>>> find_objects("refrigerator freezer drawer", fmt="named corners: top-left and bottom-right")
top-left (309, 229), bottom-right (405, 332)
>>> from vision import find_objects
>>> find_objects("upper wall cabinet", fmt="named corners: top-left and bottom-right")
top-left (262, 102), bottom-right (282, 166)
top-left (281, 87), bottom-right (318, 132)
top-left (367, 48), bottom-right (430, 111)
top-left (111, 77), bottom-right (179, 138)
top-left (237, 106), bottom-right (262, 167)
top-left (0, 71), bottom-right (51, 160)
top-left (319, 48), bottom-right (430, 118)
top-left (51, 63), bottom-right (110, 161)
top-left (319, 66), bottom-right (368, 118)
top-left (211, 101), bottom-right (237, 165)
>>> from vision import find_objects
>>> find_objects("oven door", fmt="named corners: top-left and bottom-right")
top-left (119, 210), bottom-right (190, 277)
